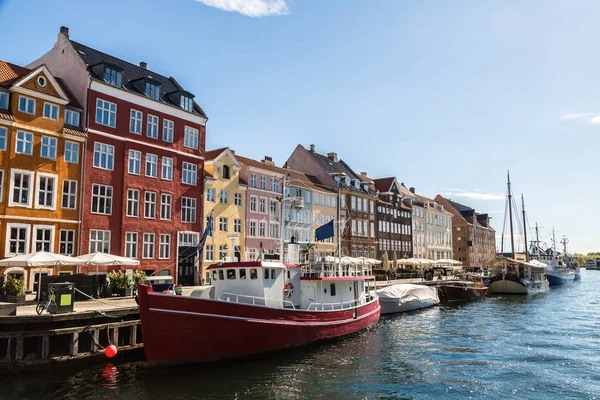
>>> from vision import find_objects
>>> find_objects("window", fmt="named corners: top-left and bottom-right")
top-left (145, 154), bottom-right (158, 177)
top-left (222, 165), bottom-right (230, 179)
top-left (10, 170), bottom-right (33, 207)
top-left (159, 234), bottom-right (171, 259)
top-left (184, 126), bottom-right (199, 149)
top-left (239, 269), bottom-right (247, 280)
top-left (129, 109), bottom-right (143, 134)
top-left (330, 283), bottom-right (336, 296)
top-left (125, 232), bottom-right (138, 258)
top-left (43, 102), bottom-right (59, 120)
top-left (161, 193), bottom-right (172, 220)
top-left (104, 66), bottom-right (122, 87)
top-left (182, 162), bottom-right (197, 185)
top-left (270, 199), bottom-right (278, 215)
top-left (65, 141), bottom-right (79, 163)
top-left (272, 178), bottom-right (280, 192)
top-left (59, 230), bottom-right (75, 255)
top-left (147, 114), bottom-right (159, 139)
top-left (249, 221), bottom-right (257, 236)
top-left (145, 191), bottom-right (157, 219)
top-left (250, 174), bottom-right (257, 188)
top-left (370, 200), bottom-right (375, 213)
top-left (205, 245), bottom-right (214, 261)
top-left (370, 222), bottom-right (375, 238)
top-left (219, 217), bottom-right (228, 232)
top-left (143, 233), bottom-right (155, 259)
top-left (95, 99), bottom-right (116, 127)
top-left (16, 131), bottom-right (33, 155)
top-left (259, 222), bottom-right (266, 237)
top-left (33, 226), bottom-right (53, 252)
top-left (65, 109), bottom-right (80, 126)
top-left (234, 193), bottom-right (242, 206)
top-left (163, 119), bottom-right (174, 142)
top-left (93, 142), bottom-right (114, 170)
top-left (128, 150), bottom-right (141, 175)
top-left (0, 92), bottom-right (8, 109)
top-left (145, 82), bottom-right (160, 100)
top-left (0, 127), bottom-right (6, 151)
top-left (260, 176), bottom-right (266, 190)
top-left (226, 269), bottom-right (236, 280)
top-left (127, 189), bottom-right (140, 217)
top-left (220, 190), bottom-right (228, 204)
top-left (90, 230), bottom-right (111, 253)
top-left (62, 180), bottom-right (77, 210)
top-left (18, 96), bottom-right (35, 114)
top-left (182, 197), bottom-right (196, 223)
top-left (264, 268), bottom-right (270, 280)
top-left (40, 136), bottom-right (57, 159)
top-left (270, 223), bottom-right (279, 238)
top-left (206, 188), bottom-right (216, 202)
top-left (259, 198), bottom-right (267, 214)
top-left (250, 196), bottom-right (257, 212)
top-left (351, 196), bottom-right (356, 210)
top-left (91, 184), bottom-right (113, 214)
top-left (7, 225), bottom-right (29, 255)
top-left (36, 174), bottom-right (57, 209)
top-left (181, 96), bottom-right (193, 112)
top-left (161, 157), bottom-right (173, 180)
top-left (234, 219), bottom-right (241, 233)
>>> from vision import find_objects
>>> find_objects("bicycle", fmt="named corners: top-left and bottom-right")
top-left (36, 287), bottom-right (58, 315)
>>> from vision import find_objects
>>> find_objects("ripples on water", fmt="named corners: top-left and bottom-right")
top-left (2, 271), bottom-right (600, 400)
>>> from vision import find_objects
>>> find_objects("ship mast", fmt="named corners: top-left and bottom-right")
top-left (552, 227), bottom-right (557, 255)
top-left (507, 171), bottom-right (516, 259)
top-left (521, 194), bottom-right (529, 262)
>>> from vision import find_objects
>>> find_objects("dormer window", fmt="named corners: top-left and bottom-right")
top-left (104, 66), bottom-right (122, 88)
top-left (65, 109), bottom-right (80, 127)
top-left (222, 165), bottom-right (230, 179)
top-left (181, 95), bottom-right (193, 112)
top-left (145, 82), bottom-right (160, 100)
top-left (0, 92), bottom-right (8, 110)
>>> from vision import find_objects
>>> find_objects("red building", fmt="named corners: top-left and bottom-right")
top-left (29, 27), bottom-right (207, 284)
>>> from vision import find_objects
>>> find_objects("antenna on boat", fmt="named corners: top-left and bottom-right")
top-left (507, 171), bottom-right (516, 259)
top-left (552, 227), bottom-right (557, 254)
top-left (521, 194), bottom-right (529, 262)
top-left (560, 236), bottom-right (569, 256)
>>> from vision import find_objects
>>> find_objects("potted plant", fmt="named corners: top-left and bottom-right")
top-left (5, 275), bottom-right (25, 304)
top-left (108, 271), bottom-right (132, 297)
top-left (132, 271), bottom-right (147, 288)
top-left (0, 275), bottom-right (6, 302)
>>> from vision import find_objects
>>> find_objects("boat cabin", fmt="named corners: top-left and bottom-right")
top-left (146, 275), bottom-right (175, 294)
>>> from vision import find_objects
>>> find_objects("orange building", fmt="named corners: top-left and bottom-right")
top-left (0, 61), bottom-right (85, 291)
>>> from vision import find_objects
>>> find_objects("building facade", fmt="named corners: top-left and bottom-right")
top-left (285, 144), bottom-right (378, 259)
top-left (399, 184), bottom-right (426, 258)
top-left (0, 61), bottom-right (85, 290)
top-left (202, 148), bottom-right (246, 282)
top-left (435, 196), bottom-right (496, 268)
top-left (30, 27), bottom-right (207, 284)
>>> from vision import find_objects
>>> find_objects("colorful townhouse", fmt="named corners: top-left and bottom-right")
top-left (285, 144), bottom-right (378, 259)
top-left (306, 176), bottom-right (337, 257)
top-left (30, 27), bottom-right (207, 284)
top-left (0, 60), bottom-right (85, 291)
top-left (434, 195), bottom-right (495, 268)
top-left (202, 148), bottom-right (246, 283)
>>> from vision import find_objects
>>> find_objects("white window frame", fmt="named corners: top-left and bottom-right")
top-left (0, 92), bottom-right (8, 110)
top-left (43, 102), bottom-right (59, 120)
top-left (234, 193), bottom-right (242, 206)
top-left (5, 223), bottom-right (31, 256)
top-left (126, 188), bottom-right (140, 217)
top-left (35, 173), bottom-right (58, 210)
top-left (61, 179), bottom-right (77, 210)
top-left (143, 233), bottom-right (155, 259)
top-left (0, 126), bottom-right (6, 151)
top-left (128, 149), bottom-right (141, 175)
top-left (145, 154), bottom-right (158, 178)
top-left (206, 188), bottom-right (215, 202)
top-left (8, 169), bottom-right (34, 208)
top-left (89, 229), bottom-right (111, 253)
top-left (125, 232), bottom-right (138, 258)
top-left (161, 157), bottom-right (173, 180)
top-left (40, 136), bottom-right (58, 159)
top-left (159, 234), bottom-right (171, 259)
top-left (59, 229), bottom-right (75, 255)
top-left (95, 98), bottom-right (117, 128)
top-left (65, 141), bottom-right (79, 163)
top-left (182, 162), bottom-right (197, 185)
top-left (181, 197), bottom-right (196, 223)
top-left (64, 109), bottom-right (80, 127)
top-left (18, 96), bottom-right (35, 115)
top-left (162, 119), bottom-right (174, 142)
top-left (161, 193), bottom-right (172, 220)
top-left (144, 191), bottom-right (157, 219)
top-left (234, 219), bottom-right (242, 233)
top-left (15, 131), bottom-right (33, 155)
top-left (184, 126), bottom-right (199, 149)
top-left (32, 225), bottom-right (55, 252)
top-left (91, 183), bottom-right (113, 215)
top-left (93, 142), bottom-right (115, 170)
top-left (129, 109), bottom-right (143, 134)
top-left (147, 114), bottom-right (159, 139)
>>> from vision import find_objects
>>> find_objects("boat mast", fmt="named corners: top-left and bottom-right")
top-left (535, 222), bottom-right (540, 258)
top-left (507, 171), bottom-right (516, 259)
top-left (552, 227), bottom-right (557, 256)
top-left (521, 194), bottom-right (529, 262)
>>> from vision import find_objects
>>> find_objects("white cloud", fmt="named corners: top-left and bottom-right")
top-left (559, 112), bottom-right (594, 120)
top-left (591, 116), bottom-right (600, 124)
top-left (442, 190), bottom-right (505, 201)
top-left (193, 0), bottom-right (289, 17)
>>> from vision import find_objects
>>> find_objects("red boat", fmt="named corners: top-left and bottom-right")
top-left (138, 259), bottom-right (380, 366)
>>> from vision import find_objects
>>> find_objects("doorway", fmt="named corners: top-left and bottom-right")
top-left (177, 246), bottom-right (197, 286)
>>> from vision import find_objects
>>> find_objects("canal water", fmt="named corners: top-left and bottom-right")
top-left (2, 270), bottom-right (599, 399)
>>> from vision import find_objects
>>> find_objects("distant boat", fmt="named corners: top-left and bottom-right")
top-left (542, 258), bottom-right (575, 286)
top-left (437, 274), bottom-right (488, 302)
top-left (377, 284), bottom-right (439, 314)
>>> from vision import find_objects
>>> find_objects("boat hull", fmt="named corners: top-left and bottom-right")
top-left (489, 274), bottom-right (529, 294)
top-left (546, 271), bottom-right (575, 286)
top-left (437, 284), bottom-right (488, 302)
top-left (137, 285), bottom-right (381, 366)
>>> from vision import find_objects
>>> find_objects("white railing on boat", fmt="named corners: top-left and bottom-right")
top-left (307, 294), bottom-right (368, 311)
top-left (303, 261), bottom-right (374, 279)
top-left (218, 292), bottom-right (297, 309)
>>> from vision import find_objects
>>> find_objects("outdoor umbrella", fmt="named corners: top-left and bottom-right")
top-left (77, 252), bottom-right (140, 275)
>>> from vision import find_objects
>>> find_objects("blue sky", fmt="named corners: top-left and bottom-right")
top-left (0, 0), bottom-right (598, 253)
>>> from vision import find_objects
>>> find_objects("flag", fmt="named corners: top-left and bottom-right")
top-left (197, 215), bottom-right (213, 258)
top-left (315, 219), bottom-right (335, 241)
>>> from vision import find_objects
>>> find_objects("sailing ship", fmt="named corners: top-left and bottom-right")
top-left (489, 172), bottom-right (549, 294)
top-left (437, 273), bottom-right (488, 302)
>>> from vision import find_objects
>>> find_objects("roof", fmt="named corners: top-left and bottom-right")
top-left (56, 77), bottom-right (82, 109)
top-left (204, 147), bottom-right (228, 161)
top-left (443, 197), bottom-right (474, 213)
top-left (0, 61), bottom-right (30, 87)
top-left (69, 40), bottom-right (207, 119)
top-left (372, 177), bottom-right (395, 193)
top-left (62, 127), bottom-right (87, 138)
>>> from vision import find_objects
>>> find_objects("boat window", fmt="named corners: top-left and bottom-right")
top-left (218, 270), bottom-right (224, 280)
top-left (227, 269), bottom-right (236, 280)
top-left (212, 270), bottom-right (217, 280)
top-left (264, 269), bottom-right (269, 280)
top-left (330, 283), bottom-right (336, 296)
top-left (240, 269), bottom-right (247, 280)
top-left (271, 269), bottom-right (276, 279)
top-left (250, 269), bottom-right (258, 279)
top-left (287, 270), bottom-right (291, 279)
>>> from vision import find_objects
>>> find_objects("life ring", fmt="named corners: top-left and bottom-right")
top-left (284, 282), bottom-right (294, 297)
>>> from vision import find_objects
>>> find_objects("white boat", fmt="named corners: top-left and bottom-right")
top-left (542, 259), bottom-right (575, 286)
top-left (376, 284), bottom-right (439, 314)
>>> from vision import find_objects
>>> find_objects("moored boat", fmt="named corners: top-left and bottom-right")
top-left (437, 274), bottom-right (488, 302)
top-left (138, 258), bottom-right (380, 366)
top-left (376, 284), bottom-right (439, 314)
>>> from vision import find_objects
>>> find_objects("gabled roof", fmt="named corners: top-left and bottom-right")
top-left (69, 40), bottom-right (207, 118)
top-left (372, 177), bottom-right (395, 193)
top-left (0, 61), bottom-right (30, 87)
top-left (205, 147), bottom-right (229, 161)
top-left (443, 197), bottom-right (474, 213)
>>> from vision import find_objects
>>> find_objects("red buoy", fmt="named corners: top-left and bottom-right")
top-left (104, 344), bottom-right (118, 358)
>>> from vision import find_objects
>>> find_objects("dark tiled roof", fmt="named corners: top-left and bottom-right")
top-left (373, 177), bottom-right (395, 193)
top-left (443, 197), bottom-right (475, 213)
top-left (69, 41), bottom-right (207, 118)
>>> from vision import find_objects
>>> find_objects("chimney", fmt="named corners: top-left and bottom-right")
top-left (309, 144), bottom-right (315, 152)
top-left (60, 26), bottom-right (69, 39)
top-left (262, 156), bottom-right (275, 166)
top-left (140, 61), bottom-right (147, 69)
top-left (409, 187), bottom-right (415, 193)
top-left (360, 172), bottom-right (368, 178)
top-left (231, 149), bottom-right (236, 155)
top-left (327, 152), bottom-right (338, 162)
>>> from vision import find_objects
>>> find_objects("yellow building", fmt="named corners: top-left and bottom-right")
top-left (0, 61), bottom-right (85, 291)
top-left (202, 148), bottom-right (246, 284)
